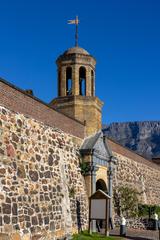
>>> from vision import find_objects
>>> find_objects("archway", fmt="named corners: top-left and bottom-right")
top-left (66, 67), bottom-right (72, 96)
top-left (96, 179), bottom-right (107, 193)
top-left (79, 66), bottom-right (86, 96)
top-left (96, 179), bottom-right (108, 231)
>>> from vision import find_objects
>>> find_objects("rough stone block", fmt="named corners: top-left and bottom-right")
top-left (3, 203), bottom-right (11, 214)
top-left (32, 216), bottom-right (38, 225)
top-left (0, 233), bottom-right (9, 240)
top-left (4, 215), bottom-right (10, 224)
top-left (11, 233), bottom-right (21, 240)
top-left (17, 165), bottom-right (26, 178)
top-left (12, 203), bottom-right (18, 215)
top-left (29, 171), bottom-right (39, 182)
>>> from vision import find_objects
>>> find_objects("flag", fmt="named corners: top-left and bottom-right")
top-left (68, 16), bottom-right (79, 25)
top-left (68, 20), bottom-right (76, 24)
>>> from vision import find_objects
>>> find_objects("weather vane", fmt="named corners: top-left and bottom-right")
top-left (68, 16), bottom-right (80, 47)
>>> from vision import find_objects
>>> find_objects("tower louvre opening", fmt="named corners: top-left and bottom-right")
top-left (66, 67), bottom-right (72, 96)
top-left (79, 66), bottom-right (86, 96)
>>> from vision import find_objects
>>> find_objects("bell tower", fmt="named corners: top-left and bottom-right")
top-left (50, 46), bottom-right (103, 136)
top-left (56, 47), bottom-right (96, 97)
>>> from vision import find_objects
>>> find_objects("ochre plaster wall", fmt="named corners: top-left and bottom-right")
top-left (96, 166), bottom-right (108, 188)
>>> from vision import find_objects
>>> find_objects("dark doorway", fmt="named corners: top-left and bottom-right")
top-left (96, 179), bottom-right (107, 193)
top-left (96, 179), bottom-right (108, 231)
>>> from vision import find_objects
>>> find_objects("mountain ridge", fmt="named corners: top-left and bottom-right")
top-left (104, 121), bottom-right (160, 159)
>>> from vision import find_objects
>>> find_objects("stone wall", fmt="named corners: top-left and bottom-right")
top-left (112, 150), bottom-right (160, 205)
top-left (109, 139), bottom-right (160, 229)
top-left (114, 216), bottom-right (154, 230)
top-left (0, 105), bottom-right (88, 240)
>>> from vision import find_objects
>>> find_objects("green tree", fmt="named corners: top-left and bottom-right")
top-left (113, 186), bottom-right (139, 217)
top-left (138, 204), bottom-right (160, 218)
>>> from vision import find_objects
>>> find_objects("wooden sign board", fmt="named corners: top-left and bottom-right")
top-left (90, 199), bottom-right (106, 219)
top-left (89, 189), bottom-right (111, 236)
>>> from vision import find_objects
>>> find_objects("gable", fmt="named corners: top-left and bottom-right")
top-left (80, 131), bottom-right (112, 162)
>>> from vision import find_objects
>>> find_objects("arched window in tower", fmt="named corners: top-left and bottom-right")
top-left (66, 67), bottom-right (72, 96)
top-left (79, 66), bottom-right (86, 96)
top-left (91, 70), bottom-right (94, 96)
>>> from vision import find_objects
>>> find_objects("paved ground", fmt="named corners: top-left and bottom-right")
top-left (110, 228), bottom-right (160, 240)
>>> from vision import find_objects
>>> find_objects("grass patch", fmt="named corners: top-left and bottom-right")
top-left (72, 231), bottom-right (124, 239)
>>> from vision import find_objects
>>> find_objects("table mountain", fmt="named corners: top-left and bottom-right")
top-left (104, 121), bottom-right (160, 159)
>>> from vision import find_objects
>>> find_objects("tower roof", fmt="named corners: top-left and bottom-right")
top-left (56, 46), bottom-right (96, 65)
top-left (63, 46), bottom-right (90, 56)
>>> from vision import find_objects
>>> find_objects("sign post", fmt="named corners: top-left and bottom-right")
top-left (158, 220), bottom-right (160, 240)
top-left (89, 190), bottom-right (111, 236)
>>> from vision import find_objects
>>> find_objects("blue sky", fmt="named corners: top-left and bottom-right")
top-left (0, 0), bottom-right (160, 124)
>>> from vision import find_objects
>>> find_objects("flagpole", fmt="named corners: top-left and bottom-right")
top-left (68, 16), bottom-right (79, 47)
top-left (75, 23), bottom-right (78, 47)
top-left (75, 16), bottom-right (78, 46)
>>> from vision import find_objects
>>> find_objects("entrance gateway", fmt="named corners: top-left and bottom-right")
top-left (80, 131), bottom-right (117, 231)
